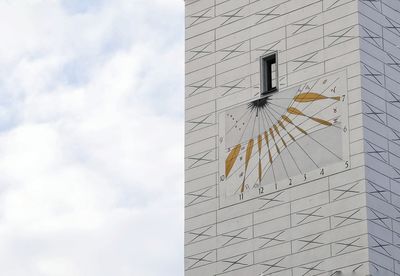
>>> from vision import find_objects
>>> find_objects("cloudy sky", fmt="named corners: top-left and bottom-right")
top-left (0, 0), bottom-right (184, 275)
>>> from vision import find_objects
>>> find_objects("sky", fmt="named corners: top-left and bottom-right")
top-left (0, 0), bottom-right (184, 275)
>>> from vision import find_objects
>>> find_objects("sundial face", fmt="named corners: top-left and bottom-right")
top-left (218, 71), bottom-right (350, 207)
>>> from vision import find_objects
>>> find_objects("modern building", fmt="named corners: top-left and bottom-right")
top-left (184, 0), bottom-right (400, 275)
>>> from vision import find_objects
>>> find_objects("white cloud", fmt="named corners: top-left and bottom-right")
top-left (0, 0), bottom-right (183, 275)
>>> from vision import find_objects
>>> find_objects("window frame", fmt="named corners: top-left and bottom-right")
top-left (260, 52), bottom-right (278, 96)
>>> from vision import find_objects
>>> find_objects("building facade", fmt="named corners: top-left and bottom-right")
top-left (184, 0), bottom-right (400, 275)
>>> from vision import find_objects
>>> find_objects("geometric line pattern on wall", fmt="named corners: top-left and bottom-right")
top-left (385, 16), bottom-right (400, 36)
top-left (333, 236), bottom-right (364, 255)
top-left (220, 7), bottom-right (244, 26)
top-left (299, 260), bottom-right (325, 275)
top-left (189, 42), bottom-right (214, 61)
top-left (185, 186), bottom-right (214, 207)
top-left (368, 207), bottom-right (391, 229)
top-left (367, 181), bottom-right (389, 202)
top-left (186, 113), bottom-right (215, 133)
top-left (360, 0), bottom-right (381, 12)
top-left (296, 233), bottom-right (324, 252)
top-left (258, 191), bottom-right (285, 209)
top-left (387, 89), bottom-right (400, 106)
top-left (260, 256), bottom-right (287, 274)
top-left (188, 8), bottom-right (214, 27)
top-left (254, 40), bottom-right (282, 57)
top-left (290, 15), bottom-right (318, 35)
top-left (292, 51), bottom-right (319, 72)
top-left (331, 181), bottom-right (360, 201)
top-left (370, 235), bottom-right (391, 257)
top-left (386, 52), bottom-right (400, 71)
top-left (254, 3), bottom-right (282, 25)
top-left (258, 230), bottom-right (286, 249)
top-left (362, 63), bottom-right (383, 85)
top-left (364, 102), bottom-right (386, 125)
top-left (221, 227), bottom-right (250, 247)
top-left (186, 250), bottom-right (216, 270)
top-left (187, 225), bottom-right (215, 244)
top-left (365, 140), bottom-right (388, 163)
top-left (187, 77), bottom-right (214, 96)
top-left (219, 41), bottom-right (247, 61)
top-left (221, 77), bottom-right (247, 97)
top-left (333, 208), bottom-right (363, 227)
top-left (296, 207), bottom-right (324, 225)
top-left (325, 0), bottom-right (348, 11)
top-left (326, 26), bottom-right (356, 47)
top-left (187, 149), bottom-right (216, 169)
top-left (361, 26), bottom-right (382, 48)
top-left (221, 253), bottom-right (250, 272)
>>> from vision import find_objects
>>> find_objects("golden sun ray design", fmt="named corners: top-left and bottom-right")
top-left (222, 78), bottom-right (346, 197)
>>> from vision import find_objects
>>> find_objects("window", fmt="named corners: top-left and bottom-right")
top-left (260, 53), bottom-right (278, 95)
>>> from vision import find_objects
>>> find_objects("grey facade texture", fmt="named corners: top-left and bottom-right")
top-left (184, 0), bottom-right (400, 275)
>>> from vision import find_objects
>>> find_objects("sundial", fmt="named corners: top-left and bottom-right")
top-left (218, 71), bottom-right (350, 206)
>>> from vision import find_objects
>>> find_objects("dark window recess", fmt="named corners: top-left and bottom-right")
top-left (261, 53), bottom-right (278, 95)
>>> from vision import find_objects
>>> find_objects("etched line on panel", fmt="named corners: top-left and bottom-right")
top-left (188, 8), bottom-right (213, 27)
top-left (222, 253), bottom-right (249, 272)
top-left (220, 7), bottom-right (244, 26)
top-left (332, 182), bottom-right (360, 201)
top-left (255, 4), bottom-right (282, 24)
top-left (258, 191), bottom-right (285, 209)
top-left (292, 15), bottom-right (318, 35)
top-left (259, 230), bottom-right (286, 249)
top-left (292, 52), bottom-right (319, 72)
top-left (334, 208), bottom-right (362, 227)
top-left (326, 26), bottom-right (355, 47)
top-left (335, 237), bottom-right (363, 255)
top-left (186, 250), bottom-right (215, 269)
top-left (221, 228), bottom-right (249, 247)
top-left (260, 257), bottom-right (286, 274)
top-left (186, 187), bottom-right (213, 206)
top-left (296, 207), bottom-right (324, 225)
top-left (187, 225), bottom-right (214, 244)
top-left (189, 42), bottom-right (214, 61)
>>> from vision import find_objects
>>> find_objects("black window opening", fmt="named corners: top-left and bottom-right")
top-left (261, 53), bottom-right (278, 95)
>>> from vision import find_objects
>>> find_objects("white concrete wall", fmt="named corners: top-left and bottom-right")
top-left (358, 0), bottom-right (400, 274)
top-left (185, 0), bottom-right (371, 275)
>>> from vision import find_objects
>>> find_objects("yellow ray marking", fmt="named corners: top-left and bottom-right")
top-left (279, 120), bottom-right (296, 142)
top-left (294, 92), bottom-right (341, 102)
top-left (274, 124), bottom-right (287, 148)
top-left (225, 144), bottom-right (241, 177)
top-left (270, 128), bottom-right (281, 154)
top-left (258, 135), bottom-right (262, 153)
top-left (240, 182), bottom-right (245, 193)
top-left (282, 115), bottom-right (308, 135)
top-left (287, 107), bottom-right (332, 126)
top-left (240, 139), bottom-right (254, 193)
top-left (244, 139), bottom-right (254, 171)
top-left (264, 131), bottom-right (273, 164)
